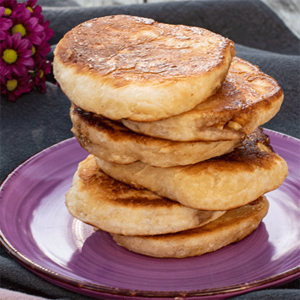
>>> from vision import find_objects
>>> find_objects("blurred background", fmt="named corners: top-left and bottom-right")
top-left (35, 0), bottom-right (300, 39)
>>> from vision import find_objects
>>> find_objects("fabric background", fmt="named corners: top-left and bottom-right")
top-left (0, 0), bottom-right (299, 299)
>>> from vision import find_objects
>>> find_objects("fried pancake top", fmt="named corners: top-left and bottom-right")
top-left (95, 128), bottom-right (288, 210)
top-left (54, 15), bottom-right (235, 121)
top-left (65, 155), bottom-right (225, 235)
top-left (122, 57), bottom-right (284, 141)
top-left (77, 155), bottom-right (172, 208)
top-left (56, 15), bottom-right (233, 83)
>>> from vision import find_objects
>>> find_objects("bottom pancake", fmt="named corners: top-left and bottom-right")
top-left (111, 196), bottom-right (269, 258)
top-left (65, 155), bottom-right (225, 236)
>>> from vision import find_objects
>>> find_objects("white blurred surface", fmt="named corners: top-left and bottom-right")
top-left (73, 0), bottom-right (300, 39)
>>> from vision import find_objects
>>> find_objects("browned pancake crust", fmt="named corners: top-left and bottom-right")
top-left (180, 128), bottom-right (276, 175)
top-left (71, 105), bottom-right (130, 142)
top-left (77, 155), bottom-right (172, 208)
top-left (56, 15), bottom-right (234, 85)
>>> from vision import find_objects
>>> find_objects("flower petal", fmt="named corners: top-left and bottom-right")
top-left (11, 32), bottom-right (22, 45)
top-left (12, 63), bottom-right (27, 76)
top-left (21, 56), bottom-right (34, 66)
top-left (0, 65), bottom-right (10, 76)
top-left (18, 38), bottom-right (31, 49)
top-left (0, 30), bottom-right (9, 40)
top-left (30, 35), bottom-right (42, 45)
top-left (19, 49), bottom-right (33, 58)
top-left (27, 16), bottom-right (39, 27)
top-left (0, 18), bottom-right (12, 30)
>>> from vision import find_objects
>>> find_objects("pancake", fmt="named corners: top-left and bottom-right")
top-left (70, 104), bottom-right (242, 168)
top-left (95, 128), bottom-right (288, 210)
top-left (53, 15), bottom-right (235, 122)
top-left (111, 196), bottom-right (269, 258)
top-left (122, 57), bottom-right (284, 141)
top-left (65, 155), bottom-right (225, 236)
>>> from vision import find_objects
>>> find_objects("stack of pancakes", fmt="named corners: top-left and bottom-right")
top-left (53, 15), bottom-right (288, 258)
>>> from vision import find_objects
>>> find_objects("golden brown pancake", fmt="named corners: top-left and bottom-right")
top-left (65, 155), bottom-right (225, 236)
top-left (54, 15), bottom-right (235, 122)
top-left (95, 128), bottom-right (288, 210)
top-left (70, 104), bottom-right (242, 167)
top-left (122, 57), bottom-right (284, 141)
top-left (111, 196), bottom-right (269, 258)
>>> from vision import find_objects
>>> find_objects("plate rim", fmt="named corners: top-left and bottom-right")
top-left (0, 129), bottom-right (299, 299)
top-left (1, 234), bottom-right (299, 299)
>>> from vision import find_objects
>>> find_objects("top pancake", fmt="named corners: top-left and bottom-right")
top-left (53, 15), bottom-right (235, 122)
top-left (122, 57), bottom-right (284, 141)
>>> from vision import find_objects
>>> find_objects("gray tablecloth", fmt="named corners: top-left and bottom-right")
top-left (0, 0), bottom-right (299, 299)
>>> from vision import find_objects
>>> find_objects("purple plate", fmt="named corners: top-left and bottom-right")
top-left (0, 129), bottom-right (299, 300)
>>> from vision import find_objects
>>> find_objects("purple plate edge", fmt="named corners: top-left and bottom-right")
top-left (0, 137), bottom-right (76, 188)
top-left (1, 237), bottom-right (299, 300)
top-left (0, 129), bottom-right (299, 299)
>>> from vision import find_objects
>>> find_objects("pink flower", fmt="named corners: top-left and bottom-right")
top-left (32, 59), bottom-right (51, 93)
top-left (11, 3), bottom-right (44, 45)
top-left (0, 7), bottom-right (13, 40)
top-left (0, 32), bottom-right (34, 76)
top-left (0, 72), bottom-right (33, 101)
top-left (0, 0), bottom-right (17, 11)
top-left (0, 0), bottom-right (53, 102)
top-left (32, 40), bottom-right (51, 62)
top-left (25, 0), bottom-right (42, 21)
top-left (41, 19), bottom-right (54, 43)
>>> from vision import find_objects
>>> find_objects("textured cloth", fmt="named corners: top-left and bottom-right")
top-left (0, 0), bottom-right (299, 299)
